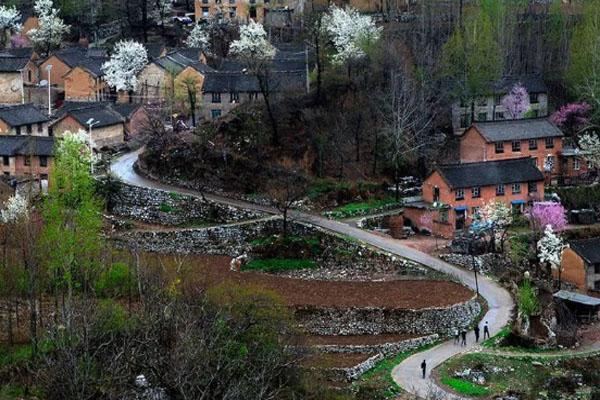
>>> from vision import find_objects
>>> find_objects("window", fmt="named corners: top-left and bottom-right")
top-left (27, 70), bottom-right (32, 82)
top-left (15, 126), bottom-right (21, 135)
top-left (433, 186), bottom-right (440, 202)
top-left (495, 111), bottom-right (505, 120)
top-left (211, 92), bottom-right (221, 103)
top-left (528, 139), bottom-right (538, 150)
top-left (512, 183), bottom-right (521, 194)
top-left (477, 112), bottom-right (487, 122)
top-left (496, 184), bottom-right (505, 196)
top-left (37, 123), bottom-right (43, 133)
top-left (439, 209), bottom-right (449, 223)
top-left (495, 142), bottom-right (504, 154)
top-left (471, 187), bottom-right (481, 198)
top-left (39, 156), bottom-right (48, 167)
top-left (211, 109), bottom-right (222, 119)
top-left (229, 6), bottom-right (236, 16)
top-left (595, 264), bottom-right (600, 274)
top-left (40, 173), bottom-right (48, 181)
top-left (202, 0), bottom-right (208, 4)
top-left (3, 171), bottom-right (8, 176)
top-left (229, 0), bottom-right (235, 4)
top-left (512, 140), bottom-right (521, 152)
top-left (455, 188), bottom-right (465, 200)
top-left (2, 156), bottom-right (8, 166)
top-left (530, 93), bottom-right (539, 104)
top-left (24, 156), bottom-right (31, 166)
top-left (494, 94), bottom-right (502, 105)
top-left (472, 206), bottom-right (481, 217)
top-left (545, 137), bottom-right (554, 149)
top-left (202, 7), bottom-right (209, 16)
top-left (546, 155), bottom-right (555, 171)
top-left (477, 97), bottom-right (487, 106)
top-left (595, 280), bottom-right (600, 291)
top-left (249, 92), bottom-right (258, 101)
top-left (26, 125), bottom-right (32, 134)
top-left (230, 92), bottom-right (239, 103)
top-left (48, 127), bottom-right (53, 137)
top-left (574, 158), bottom-right (581, 171)
top-left (528, 181), bottom-right (538, 193)
top-left (460, 113), bottom-right (471, 128)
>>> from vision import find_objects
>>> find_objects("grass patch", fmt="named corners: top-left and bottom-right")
top-left (324, 198), bottom-right (401, 219)
top-left (440, 377), bottom-right (490, 397)
top-left (0, 345), bottom-right (33, 368)
top-left (242, 258), bottom-right (317, 272)
top-left (159, 202), bottom-right (175, 213)
top-left (482, 325), bottom-right (511, 348)
top-left (168, 192), bottom-right (184, 201)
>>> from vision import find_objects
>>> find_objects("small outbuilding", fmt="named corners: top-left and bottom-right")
top-left (553, 290), bottom-right (600, 323)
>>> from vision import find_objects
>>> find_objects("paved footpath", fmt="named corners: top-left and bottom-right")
top-left (111, 150), bottom-right (515, 399)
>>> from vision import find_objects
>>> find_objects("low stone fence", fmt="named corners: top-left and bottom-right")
top-left (440, 253), bottom-right (513, 276)
top-left (111, 182), bottom-right (265, 226)
top-left (311, 334), bottom-right (439, 356)
top-left (295, 298), bottom-right (481, 336)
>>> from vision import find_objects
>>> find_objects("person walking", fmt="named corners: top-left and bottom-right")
top-left (474, 325), bottom-right (480, 343)
top-left (453, 327), bottom-right (460, 345)
top-left (461, 329), bottom-right (467, 346)
top-left (483, 321), bottom-right (490, 340)
top-left (421, 360), bottom-right (427, 379)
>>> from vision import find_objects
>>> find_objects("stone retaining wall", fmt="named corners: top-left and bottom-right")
top-left (311, 334), bottom-right (439, 356)
top-left (111, 182), bottom-right (265, 226)
top-left (440, 253), bottom-right (513, 276)
top-left (295, 298), bottom-right (481, 336)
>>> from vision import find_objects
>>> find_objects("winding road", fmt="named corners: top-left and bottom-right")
top-left (110, 149), bottom-right (514, 399)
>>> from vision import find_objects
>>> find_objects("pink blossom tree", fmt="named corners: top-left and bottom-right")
top-left (526, 202), bottom-right (568, 233)
top-left (550, 102), bottom-right (591, 137)
top-left (419, 212), bottom-right (434, 233)
top-left (501, 84), bottom-right (530, 119)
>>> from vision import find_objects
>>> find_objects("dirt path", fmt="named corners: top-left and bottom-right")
top-left (111, 150), bottom-right (515, 400)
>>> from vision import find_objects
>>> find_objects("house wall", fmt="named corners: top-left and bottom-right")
top-left (39, 56), bottom-right (71, 88)
top-left (23, 60), bottom-right (38, 85)
top-left (195, 0), bottom-right (275, 22)
top-left (126, 107), bottom-right (149, 138)
top-left (0, 72), bottom-right (24, 104)
top-left (559, 248), bottom-right (588, 290)
top-left (201, 91), bottom-right (259, 119)
top-left (136, 63), bottom-right (169, 103)
top-left (459, 127), bottom-right (488, 163)
top-left (52, 115), bottom-right (124, 148)
top-left (13, 155), bottom-right (52, 178)
top-left (21, 17), bottom-right (39, 37)
top-left (64, 67), bottom-right (108, 101)
top-left (0, 120), bottom-right (49, 136)
top-left (559, 155), bottom-right (591, 179)
top-left (403, 206), bottom-right (455, 239)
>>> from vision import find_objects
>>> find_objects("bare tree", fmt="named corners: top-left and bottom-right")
top-left (267, 172), bottom-right (308, 236)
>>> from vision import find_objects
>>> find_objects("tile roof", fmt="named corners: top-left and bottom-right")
top-left (554, 290), bottom-right (600, 307)
top-left (569, 238), bottom-right (600, 265)
top-left (491, 74), bottom-right (548, 94)
top-left (153, 50), bottom-right (215, 75)
top-left (471, 118), bottom-right (563, 142)
top-left (202, 70), bottom-right (306, 93)
top-left (111, 103), bottom-right (142, 119)
top-left (50, 47), bottom-right (108, 71)
top-left (0, 104), bottom-right (49, 127)
top-left (436, 157), bottom-right (544, 189)
top-left (145, 43), bottom-right (166, 60)
top-left (0, 136), bottom-right (54, 157)
top-left (0, 55), bottom-right (30, 72)
top-left (53, 102), bottom-right (124, 129)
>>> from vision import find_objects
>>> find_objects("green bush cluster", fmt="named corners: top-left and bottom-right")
top-left (552, 186), bottom-right (600, 210)
top-left (440, 377), bottom-right (490, 397)
top-left (242, 258), bottom-right (317, 272)
top-left (95, 263), bottom-right (136, 298)
top-left (324, 198), bottom-right (401, 219)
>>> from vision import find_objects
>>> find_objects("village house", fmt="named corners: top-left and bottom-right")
top-left (404, 158), bottom-right (545, 238)
top-left (63, 58), bottom-right (111, 102)
top-left (50, 102), bottom-right (126, 149)
top-left (452, 75), bottom-right (549, 136)
top-left (135, 49), bottom-right (213, 104)
top-left (194, 0), bottom-right (303, 23)
top-left (0, 48), bottom-right (38, 104)
top-left (459, 118), bottom-right (564, 177)
top-left (0, 135), bottom-right (54, 181)
top-left (560, 238), bottom-right (600, 292)
top-left (0, 104), bottom-right (50, 136)
top-left (110, 103), bottom-right (149, 139)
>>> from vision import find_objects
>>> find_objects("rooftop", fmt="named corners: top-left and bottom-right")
top-left (471, 118), bottom-right (563, 142)
top-left (0, 136), bottom-right (54, 157)
top-left (203, 70), bottom-right (306, 93)
top-left (0, 104), bottom-right (49, 127)
top-left (491, 74), bottom-right (548, 94)
top-left (53, 102), bottom-right (124, 128)
top-left (569, 237), bottom-right (600, 265)
top-left (554, 290), bottom-right (600, 307)
top-left (49, 47), bottom-right (108, 70)
top-left (435, 157), bottom-right (544, 189)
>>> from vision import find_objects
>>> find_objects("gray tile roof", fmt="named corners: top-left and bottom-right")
top-left (203, 70), bottom-right (305, 93)
top-left (569, 238), bottom-right (600, 265)
top-left (554, 290), bottom-right (600, 307)
top-left (0, 55), bottom-right (30, 72)
top-left (0, 104), bottom-right (49, 127)
top-left (0, 136), bottom-right (54, 157)
top-left (436, 157), bottom-right (544, 189)
top-left (491, 74), bottom-right (548, 94)
top-left (471, 118), bottom-right (563, 142)
top-left (153, 50), bottom-right (215, 75)
top-left (53, 102), bottom-right (124, 129)
top-left (51, 47), bottom-right (108, 68)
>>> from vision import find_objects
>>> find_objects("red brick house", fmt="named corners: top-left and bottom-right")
top-left (0, 136), bottom-right (54, 181)
top-left (405, 158), bottom-right (545, 238)
top-left (559, 238), bottom-right (600, 292)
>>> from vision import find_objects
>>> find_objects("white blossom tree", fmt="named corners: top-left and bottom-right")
top-left (579, 133), bottom-right (600, 171)
top-left (27, 0), bottom-right (70, 55)
top-left (229, 20), bottom-right (280, 144)
top-left (102, 40), bottom-right (149, 95)
top-left (185, 23), bottom-right (210, 54)
top-left (0, 194), bottom-right (28, 224)
top-left (152, 0), bottom-right (172, 32)
top-left (481, 201), bottom-right (513, 252)
top-left (322, 5), bottom-right (382, 66)
top-left (537, 224), bottom-right (567, 288)
top-left (0, 5), bottom-right (22, 47)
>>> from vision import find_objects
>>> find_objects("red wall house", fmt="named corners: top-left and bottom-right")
top-left (405, 158), bottom-right (545, 238)
top-left (459, 118), bottom-right (564, 177)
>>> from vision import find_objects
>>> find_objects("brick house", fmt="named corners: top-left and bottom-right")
top-left (404, 158), bottom-right (545, 238)
top-left (559, 238), bottom-right (600, 292)
top-left (0, 48), bottom-right (38, 104)
top-left (0, 135), bottom-right (54, 180)
top-left (459, 118), bottom-right (564, 177)
top-left (195, 0), bottom-right (287, 23)
top-left (51, 102), bottom-right (125, 149)
top-left (111, 103), bottom-right (148, 139)
top-left (63, 58), bottom-right (111, 101)
top-left (0, 104), bottom-right (50, 136)
top-left (452, 75), bottom-right (549, 136)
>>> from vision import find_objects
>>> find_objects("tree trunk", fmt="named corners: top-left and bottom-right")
top-left (282, 209), bottom-right (288, 236)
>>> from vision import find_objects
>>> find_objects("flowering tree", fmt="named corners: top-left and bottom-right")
top-left (526, 202), bottom-right (567, 233)
top-left (102, 40), bottom-right (149, 93)
top-left (537, 224), bottom-right (567, 288)
top-left (185, 23), bottom-right (210, 54)
top-left (579, 133), bottom-right (600, 171)
top-left (229, 21), bottom-right (279, 144)
top-left (27, 0), bottom-right (70, 55)
top-left (419, 212), bottom-right (434, 233)
top-left (322, 5), bottom-right (382, 66)
top-left (480, 201), bottom-right (513, 252)
top-left (0, 194), bottom-right (28, 224)
top-left (550, 102), bottom-right (592, 136)
top-left (152, 0), bottom-right (172, 27)
top-left (501, 84), bottom-right (530, 119)
top-left (0, 5), bottom-right (22, 47)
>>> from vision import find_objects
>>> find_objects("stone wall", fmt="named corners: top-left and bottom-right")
top-left (311, 334), bottom-right (439, 357)
top-left (111, 182), bottom-right (266, 226)
top-left (295, 298), bottom-right (481, 336)
top-left (440, 253), bottom-right (514, 276)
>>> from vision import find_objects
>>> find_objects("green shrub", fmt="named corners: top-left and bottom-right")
top-left (168, 192), bottom-right (184, 201)
top-left (95, 262), bottom-right (135, 298)
top-left (440, 377), bottom-right (490, 397)
top-left (552, 185), bottom-right (600, 210)
top-left (159, 202), bottom-right (174, 213)
top-left (242, 258), bottom-right (317, 272)
top-left (94, 300), bottom-right (133, 334)
top-left (518, 279), bottom-right (540, 318)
